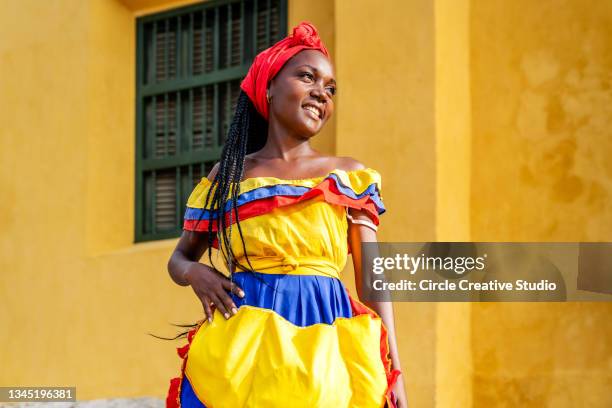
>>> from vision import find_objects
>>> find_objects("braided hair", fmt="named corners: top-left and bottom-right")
top-left (151, 91), bottom-right (268, 341)
top-left (194, 90), bottom-right (268, 280)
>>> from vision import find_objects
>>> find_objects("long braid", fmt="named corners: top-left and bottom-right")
top-left (195, 90), bottom-right (268, 282)
top-left (157, 91), bottom-right (268, 341)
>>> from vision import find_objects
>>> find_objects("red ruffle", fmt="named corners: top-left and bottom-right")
top-left (184, 177), bottom-right (381, 234)
top-left (166, 325), bottom-right (201, 408)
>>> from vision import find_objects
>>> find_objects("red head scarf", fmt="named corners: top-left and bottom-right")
top-left (240, 21), bottom-right (330, 121)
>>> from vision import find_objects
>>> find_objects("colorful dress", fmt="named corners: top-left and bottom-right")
top-left (167, 168), bottom-right (400, 408)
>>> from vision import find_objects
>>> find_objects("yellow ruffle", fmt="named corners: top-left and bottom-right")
top-left (186, 167), bottom-right (382, 209)
top-left (184, 306), bottom-right (388, 408)
top-left (187, 167), bottom-right (384, 279)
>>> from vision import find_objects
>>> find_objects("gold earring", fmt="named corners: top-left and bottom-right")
top-left (266, 91), bottom-right (271, 104)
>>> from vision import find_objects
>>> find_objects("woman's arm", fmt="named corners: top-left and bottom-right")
top-left (167, 231), bottom-right (245, 322)
top-left (167, 230), bottom-right (211, 286)
top-left (347, 208), bottom-right (409, 408)
top-left (167, 162), bottom-right (245, 322)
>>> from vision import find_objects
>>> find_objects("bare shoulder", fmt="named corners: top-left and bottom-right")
top-left (336, 157), bottom-right (374, 220)
top-left (206, 162), bottom-right (220, 181)
top-left (333, 156), bottom-right (367, 172)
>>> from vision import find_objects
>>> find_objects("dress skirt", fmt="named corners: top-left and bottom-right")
top-left (169, 271), bottom-right (398, 408)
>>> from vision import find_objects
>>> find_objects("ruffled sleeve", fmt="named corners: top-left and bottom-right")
top-left (183, 177), bottom-right (220, 232)
top-left (322, 167), bottom-right (385, 226)
top-left (182, 168), bottom-right (386, 233)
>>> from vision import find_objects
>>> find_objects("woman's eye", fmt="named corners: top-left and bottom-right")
top-left (326, 87), bottom-right (336, 96)
top-left (300, 72), bottom-right (314, 81)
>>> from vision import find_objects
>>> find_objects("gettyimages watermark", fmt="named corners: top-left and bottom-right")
top-left (360, 243), bottom-right (612, 302)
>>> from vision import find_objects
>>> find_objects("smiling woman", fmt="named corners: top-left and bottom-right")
top-left (267, 51), bottom-right (336, 135)
top-left (165, 21), bottom-right (407, 408)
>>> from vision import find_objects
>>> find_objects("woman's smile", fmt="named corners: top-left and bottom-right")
top-left (267, 49), bottom-right (336, 137)
top-left (302, 103), bottom-right (323, 120)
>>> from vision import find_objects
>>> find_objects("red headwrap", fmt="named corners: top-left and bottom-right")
top-left (240, 21), bottom-right (330, 120)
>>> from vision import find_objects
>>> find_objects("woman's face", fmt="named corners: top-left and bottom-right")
top-left (267, 49), bottom-right (336, 137)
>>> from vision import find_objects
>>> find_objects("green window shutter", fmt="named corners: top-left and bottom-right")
top-left (135, 0), bottom-right (287, 242)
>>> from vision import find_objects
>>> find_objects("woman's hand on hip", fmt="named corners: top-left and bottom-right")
top-left (184, 262), bottom-right (245, 322)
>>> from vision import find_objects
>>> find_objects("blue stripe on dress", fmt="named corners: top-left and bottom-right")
top-left (229, 271), bottom-right (353, 326)
top-left (184, 175), bottom-right (385, 221)
top-left (180, 376), bottom-right (206, 408)
top-left (179, 272), bottom-right (354, 407)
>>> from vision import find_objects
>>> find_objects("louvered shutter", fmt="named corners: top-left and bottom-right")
top-left (135, 0), bottom-right (287, 242)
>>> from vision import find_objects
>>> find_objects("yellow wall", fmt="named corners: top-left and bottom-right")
top-left (434, 0), bottom-right (473, 406)
top-left (0, 0), bottom-right (189, 398)
top-left (469, 1), bottom-right (612, 406)
top-left (0, 0), bottom-right (341, 401)
top-left (334, 1), bottom-right (437, 407)
top-left (1, 0), bottom-right (611, 406)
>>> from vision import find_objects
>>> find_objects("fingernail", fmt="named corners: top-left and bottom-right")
top-left (238, 291), bottom-right (245, 298)
top-left (208, 317), bottom-right (212, 323)
top-left (232, 307), bottom-right (238, 315)
top-left (224, 312), bottom-right (230, 319)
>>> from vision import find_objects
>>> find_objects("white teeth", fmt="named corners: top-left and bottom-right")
top-left (304, 106), bottom-right (321, 118)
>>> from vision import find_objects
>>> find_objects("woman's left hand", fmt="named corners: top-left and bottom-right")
top-left (391, 374), bottom-right (409, 408)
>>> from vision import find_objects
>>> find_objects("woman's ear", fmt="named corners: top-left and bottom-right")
top-left (266, 80), bottom-right (275, 102)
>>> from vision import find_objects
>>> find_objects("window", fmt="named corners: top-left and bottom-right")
top-left (135, 0), bottom-right (287, 242)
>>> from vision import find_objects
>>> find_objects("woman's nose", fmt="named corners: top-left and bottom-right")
top-left (310, 84), bottom-right (328, 102)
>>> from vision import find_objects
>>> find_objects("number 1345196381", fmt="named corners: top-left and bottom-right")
top-left (1, 387), bottom-right (76, 402)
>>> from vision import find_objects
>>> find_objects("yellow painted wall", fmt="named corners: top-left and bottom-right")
top-left (2, 0), bottom-right (611, 406)
top-left (0, 0), bottom-right (341, 401)
top-left (470, 0), bottom-right (612, 407)
top-left (0, 0), bottom-right (191, 399)
top-left (334, 1), bottom-right (437, 407)
top-left (434, 1), bottom-right (473, 407)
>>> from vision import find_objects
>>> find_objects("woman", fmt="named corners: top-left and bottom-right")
top-left (166, 22), bottom-right (408, 408)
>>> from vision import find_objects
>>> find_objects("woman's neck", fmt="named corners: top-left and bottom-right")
top-left (255, 129), bottom-right (319, 162)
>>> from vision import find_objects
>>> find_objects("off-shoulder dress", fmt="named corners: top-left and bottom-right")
top-left (166, 168), bottom-right (400, 408)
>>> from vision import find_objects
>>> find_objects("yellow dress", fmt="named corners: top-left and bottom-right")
top-left (166, 168), bottom-right (400, 408)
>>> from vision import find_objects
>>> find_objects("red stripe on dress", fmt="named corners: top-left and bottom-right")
top-left (184, 179), bottom-right (380, 233)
